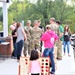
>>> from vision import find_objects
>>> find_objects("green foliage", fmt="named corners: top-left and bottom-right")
top-left (8, 13), bottom-right (13, 34)
top-left (6, 0), bottom-right (75, 33)
top-left (0, 22), bottom-right (3, 31)
top-left (0, 7), bottom-right (3, 22)
top-left (0, 7), bottom-right (3, 31)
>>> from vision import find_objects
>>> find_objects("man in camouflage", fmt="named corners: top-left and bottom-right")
top-left (49, 18), bottom-right (60, 36)
top-left (29, 20), bottom-right (43, 54)
top-left (56, 20), bottom-right (64, 60)
top-left (24, 20), bottom-right (32, 56)
top-left (38, 20), bottom-right (44, 52)
top-left (49, 17), bottom-right (60, 69)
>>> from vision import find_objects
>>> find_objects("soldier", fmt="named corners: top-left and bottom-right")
top-left (24, 20), bottom-right (32, 56)
top-left (38, 20), bottom-right (44, 52)
top-left (29, 20), bottom-right (43, 55)
top-left (38, 20), bottom-right (44, 32)
top-left (49, 17), bottom-right (60, 69)
top-left (56, 20), bottom-right (64, 60)
top-left (49, 18), bottom-right (60, 35)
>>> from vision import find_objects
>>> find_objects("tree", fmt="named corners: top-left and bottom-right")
top-left (0, 7), bottom-right (3, 31)
top-left (0, 7), bottom-right (3, 22)
top-left (8, 0), bottom-right (75, 33)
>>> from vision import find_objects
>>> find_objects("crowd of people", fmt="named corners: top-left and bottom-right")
top-left (9, 17), bottom-right (71, 75)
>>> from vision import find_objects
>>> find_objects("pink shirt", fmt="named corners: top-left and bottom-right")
top-left (30, 60), bottom-right (41, 74)
top-left (40, 30), bottom-right (58, 48)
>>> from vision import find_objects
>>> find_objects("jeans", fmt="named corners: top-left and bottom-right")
top-left (13, 42), bottom-right (17, 57)
top-left (17, 40), bottom-right (24, 60)
top-left (63, 41), bottom-right (70, 54)
top-left (43, 47), bottom-right (55, 73)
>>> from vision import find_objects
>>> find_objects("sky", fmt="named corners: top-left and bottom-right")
top-left (0, 0), bottom-right (37, 7)
top-left (0, 0), bottom-right (72, 8)
top-left (0, 2), bottom-right (12, 8)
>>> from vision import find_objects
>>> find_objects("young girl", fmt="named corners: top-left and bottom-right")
top-left (28, 50), bottom-right (41, 75)
top-left (63, 25), bottom-right (71, 56)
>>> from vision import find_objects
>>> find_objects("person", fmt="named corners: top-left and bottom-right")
top-left (12, 21), bottom-right (17, 28)
top-left (40, 25), bottom-right (59, 74)
top-left (49, 17), bottom-right (60, 68)
top-left (29, 20), bottom-right (43, 54)
top-left (63, 25), bottom-right (71, 57)
top-left (49, 18), bottom-right (60, 35)
top-left (24, 20), bottom-right (32, 56)
top-left (56, 20), bottom-right (64, 60)
top-left (28, 50), bottom-right (41, 75)
top-left (16, 22), bottom-right (27, 62)
top-left (56, 20), bottom-right (64, 42)
top-left (10, 22), bottom-right (17, 58)
top-left (38, 20), bottom-right (44, 52)
top-left (38, 20), bottom-right (44, 32)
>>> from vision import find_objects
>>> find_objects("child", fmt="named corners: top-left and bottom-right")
top-left (40, 25), bottom-right (59, 74)
top-left (28, 50), bottom-right (41, 75)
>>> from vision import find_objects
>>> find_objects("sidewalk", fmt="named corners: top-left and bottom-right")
top-left (0, 45), bottom-right (75, 75)
top-left (55, 45), bottom-right (75, 75)
top-left (0, 58), bottom-right (19, 75)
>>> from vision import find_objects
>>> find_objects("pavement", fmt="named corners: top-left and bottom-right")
top-left (0, 45), bottom-right (75, 75)
top-left (55, 45), bottom-right (75, 75)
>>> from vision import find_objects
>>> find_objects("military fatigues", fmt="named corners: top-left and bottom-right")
top-left (29, 26), bottom-right (42, 52)
top-left (50, 23), bottom-right (60, 69)
top-left (56, 25), bottom-right (64, 59)
top-left (56, 40), bottom-right (62, 59)
top-left (24, 25), bottom-right (32, 56)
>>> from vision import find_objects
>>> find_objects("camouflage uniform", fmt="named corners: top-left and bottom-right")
top-left (24, 25), bottom-right (32, 56)
top-left (50, 23), bottom-right (60, 36)
top-left (56, 20), bottom-right (64, 59)
top-left (29, 26), bottom-right (42, 52)
top-left (50, 23), bottom-right (60, 68)
top-left (56, 40), bottom-right (62, 59)
top-left (51, 23), bottom-right (62, 59)
top-left (56, 25), bottom-right (64, 59)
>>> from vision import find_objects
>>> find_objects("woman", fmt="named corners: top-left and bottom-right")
top-left (10, 24), bottom-right (17, 58)
top-left (40, 25), bottom-right (58, 74)
top-left (63, 25), bottom-right (71, 56)
top-left (16, 22), bottom-right (27, 62)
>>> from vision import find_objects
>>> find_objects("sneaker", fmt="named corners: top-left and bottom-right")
top-left (68, 55), bottom-right (71, 57)
top-left (14, 57), bottom-right (17, 59)
top-left (50, 72), bottom-right (55, 74)
top-left (63, 53), bottom-right (65, 56)
top-left (17, 60), bottom-right (20, 62)
top-left (11, 56), bottom-right (15, 59)
top-left (57, 57), bottom-right (62, 60)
